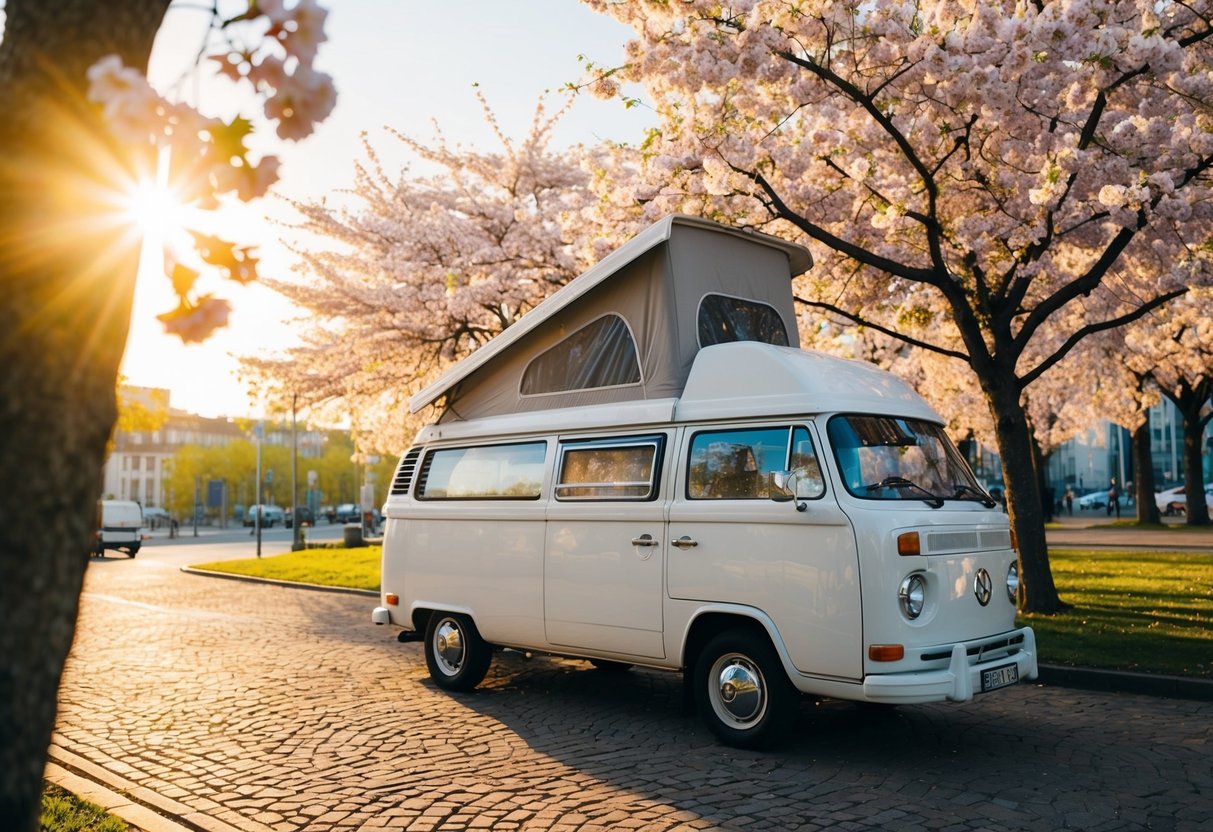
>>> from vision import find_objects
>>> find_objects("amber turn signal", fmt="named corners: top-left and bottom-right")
top-left (868, 644), bottom-right (905, 662)
top-left (897, 532), bottom-right (921, 556)
top-left (385, 593), bottom-right (399, 606)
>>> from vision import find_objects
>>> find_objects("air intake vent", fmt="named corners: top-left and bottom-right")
top-left (926, 531), bottom-right (979, 554)
top-left (390, 448), bottom-right (422, 496)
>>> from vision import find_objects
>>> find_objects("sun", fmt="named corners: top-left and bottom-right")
top-left (124, 175), bottom-right (187, 240)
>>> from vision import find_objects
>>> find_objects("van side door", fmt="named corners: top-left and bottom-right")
top-left (544, 433), bottom-right (670, 659)
top-left (667, 423), bottom-right (862, 679)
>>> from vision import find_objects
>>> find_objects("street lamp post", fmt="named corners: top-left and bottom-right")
top-left (255, 421), bottom-right (263, 559)
top-left (292, 393), bottom-right (304, 551)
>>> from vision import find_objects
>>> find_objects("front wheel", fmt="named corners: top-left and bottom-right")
top-left (424, 613), bottom-right (492, 692)
top-left (694, 629), bottom-right (797, 749)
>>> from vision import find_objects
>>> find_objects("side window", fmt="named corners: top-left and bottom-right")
top-left (697, 294), bottom-right (790, 348)
top-left (555, 436), bottom-right (664, 501)
top-left (687, 426), bottom-right (824, 500)
top-left (417, 442), bottom-right (547, 500)
top-left (790, 426), bottom-right (826, 500)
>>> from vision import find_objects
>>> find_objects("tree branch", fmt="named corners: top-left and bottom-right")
top-left (792, 294), bottom-right (971, 362)
top-left (1020, 288), bottom-right (1188, 386)
top-left (743, 167), bottom-right (940, 285)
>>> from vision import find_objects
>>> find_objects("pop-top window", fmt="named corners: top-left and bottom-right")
top-left (417, 442), bottom-right (547, 500)
top-left (697, 294), bottom-right (789, 347)
top-left (521, 314), bottom-right (641, 396)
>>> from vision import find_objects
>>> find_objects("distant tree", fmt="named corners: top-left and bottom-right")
top-left (0, 2), bottom-right (333, 827)
top-left (244, 96), bottom-right (612, 452)
top-left (1125, 290), bottom-right (1213, 525)
top-left (580, 0), bottom-right (1213, 612)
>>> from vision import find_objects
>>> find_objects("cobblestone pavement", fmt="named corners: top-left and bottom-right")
top-left (55, 556), bottom-right (1212, 832)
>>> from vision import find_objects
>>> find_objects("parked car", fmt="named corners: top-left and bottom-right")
top-left (320, 505), bottom-right (337, 523)
top-left (1075, 490), bottom-right (1108, 510)
top-left (334, 503), bottom-right (361, 523)
top-left (285, 506), bottom-right (315, 528)
top-left (1156, 484), bottom-right (1213, 516)
top-left (142, 506), bottom-right (171, 529)
top-left (243, 504), bottom-right (285, 527)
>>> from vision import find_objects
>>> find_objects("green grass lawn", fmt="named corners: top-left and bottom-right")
top-left (190, 545), bottom-right (381, 591)
top-left (41, 783), bottom-right (128, 832)
top-left (1020, 549), bottom-right (1212, 678)
top-left (192, 545), bottom-right (1213, 678)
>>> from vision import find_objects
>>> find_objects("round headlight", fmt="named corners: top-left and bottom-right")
top-left (1006, 561), bottom-right (1020, 603)
top-left (898, 574), bottom-right (926, 619)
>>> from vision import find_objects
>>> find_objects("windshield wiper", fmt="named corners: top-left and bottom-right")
top-left (953, 483), bottom-right (997, 508)
top-left (863, 476), bottom-right (944, 509)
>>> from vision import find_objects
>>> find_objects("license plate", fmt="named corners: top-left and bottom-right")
top-left (980, 663), bottom-right (1019, 693)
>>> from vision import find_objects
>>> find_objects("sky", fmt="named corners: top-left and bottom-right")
top-left (118, 0), bottom-right (653, 418)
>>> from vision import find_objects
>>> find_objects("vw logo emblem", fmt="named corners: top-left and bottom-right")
top-left (974, 568), bottom-right (993, 606)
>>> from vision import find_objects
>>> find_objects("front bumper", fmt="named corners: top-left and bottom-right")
top-left (862, 627), bottom-right (1038, 704)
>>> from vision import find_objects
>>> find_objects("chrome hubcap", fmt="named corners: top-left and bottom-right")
top-left (433, 619), bottom-right (465, 675)
top-left (711, 654), bottom-right (766, 726)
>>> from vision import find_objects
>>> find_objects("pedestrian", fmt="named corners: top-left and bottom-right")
top-left (1064, 486), bottom-right (1073, 516)
top-left (1107, 479), bottom-right (1120, 518)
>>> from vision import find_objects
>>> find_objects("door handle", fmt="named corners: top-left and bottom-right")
top-left (671, 535), bottom-right (698, 549)
top-left (631, 534), bottom-right (659, 547)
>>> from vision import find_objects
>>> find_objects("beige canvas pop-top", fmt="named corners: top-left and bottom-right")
top-left (410, 214), bottom-right (813, 422)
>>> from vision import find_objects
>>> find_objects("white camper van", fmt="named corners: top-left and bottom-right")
top-left (95, 499), bottom-right (144, 558)
top-left (374, 215), bottom-right (1037, 748)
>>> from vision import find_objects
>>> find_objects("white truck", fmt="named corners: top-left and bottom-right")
top-left (373, 215), bottom-right (1037, 748)
top-left (95, 499), bottom-right (144, 558)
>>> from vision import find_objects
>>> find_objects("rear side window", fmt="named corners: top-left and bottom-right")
top-left (417, 442), bottom-right (547, 500)
top-left (555, 436), bottom-right (664, 501)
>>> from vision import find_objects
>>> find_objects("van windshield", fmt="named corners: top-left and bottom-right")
top-left (827, 415), bottom-right (983, 503)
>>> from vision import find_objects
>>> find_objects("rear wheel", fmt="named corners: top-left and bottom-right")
top-left (424, 613), bottom-right (492, 692)
top-left (694, 629), bottom-right (797, 749)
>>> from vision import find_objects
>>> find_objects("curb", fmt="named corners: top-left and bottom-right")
top-left (46, 743), bottom-right (272, 832)
top-left (1037, 663), bottom-right (1213, 702)
top-left (178, 566), bottom-right (378, 597)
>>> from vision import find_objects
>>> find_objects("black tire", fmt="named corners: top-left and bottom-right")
top-left (424, 613), bottom-right (492, 692)
top-left (127, 544), bottom-right (139, 558)
top-left (693, 629), bottom-right (797, 749)
top-left (589, 659), bottom-right (633, 673)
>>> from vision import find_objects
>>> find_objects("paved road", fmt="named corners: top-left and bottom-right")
top-left (54, 542), bottom-right (1212, 832)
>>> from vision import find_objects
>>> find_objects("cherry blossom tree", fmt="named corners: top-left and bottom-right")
top-left (0, 2), bottom-right (333, 826)
top-left (244, 97), bottom-right (614, 452)
top-left (579, 0), bottom-right (1213, 613)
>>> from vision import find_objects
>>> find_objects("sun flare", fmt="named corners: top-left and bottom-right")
top-left (124, 176), bottom-right (187, 240)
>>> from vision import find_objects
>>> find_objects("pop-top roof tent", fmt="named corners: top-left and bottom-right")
top-left (410, 214), bottom-right (813, 423)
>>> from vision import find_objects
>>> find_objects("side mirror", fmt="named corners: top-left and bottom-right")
top-left (768, 471), bottom-right (807, 512)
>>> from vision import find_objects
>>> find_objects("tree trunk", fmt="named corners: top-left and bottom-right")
top-left (0, 2), bottom-right (170, 828)
top-left (984, 378), bottom-right (1065, 613)
top-left (1131, 417), bottom-right (1161, 524)
top-left (1182, 416), bottom-right (1211, 526)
